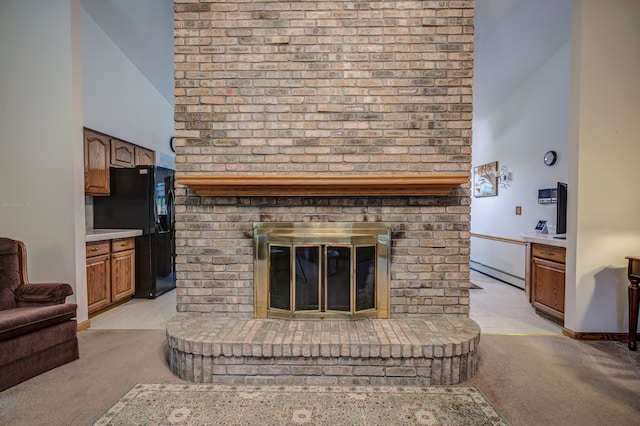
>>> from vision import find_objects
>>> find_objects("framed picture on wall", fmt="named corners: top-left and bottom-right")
top-left (473, 161), bottom-right (498, 197)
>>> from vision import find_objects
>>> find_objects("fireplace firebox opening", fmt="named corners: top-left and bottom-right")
top-left (254, 222), bottom-right (391, 319)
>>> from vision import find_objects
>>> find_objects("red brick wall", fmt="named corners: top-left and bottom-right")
top-left (173, 0), bottom-right (474, 317)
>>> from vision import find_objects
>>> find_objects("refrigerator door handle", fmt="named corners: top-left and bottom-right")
top-left (168, 187), bottom-right (175, 229)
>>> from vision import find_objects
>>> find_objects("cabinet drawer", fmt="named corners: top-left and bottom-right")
top-left (532, 244), bottom-right (566, 264)
top-left (86, 241), bottom-right (110, 258)
top-left (111, 237), bottom-right (135, 253)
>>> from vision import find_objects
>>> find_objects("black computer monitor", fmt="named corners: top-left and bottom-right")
top-left (556, 182), bottom-right (567, 235)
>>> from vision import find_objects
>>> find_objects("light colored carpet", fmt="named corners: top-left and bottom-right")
top-left (1, 331), bottom-right (639, 425)
top-left (92, 384), bottom-right (508, 426)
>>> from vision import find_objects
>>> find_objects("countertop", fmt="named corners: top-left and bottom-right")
top-left (521, 232), bottom-right (567, 248)
top-left (86, 229), bottom-right (143, 243)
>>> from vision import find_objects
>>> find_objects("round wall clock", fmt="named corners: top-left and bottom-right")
top-left (169, 136), bottom-right (176, 153)
top-left (544, 150), bottom-right (557, 166)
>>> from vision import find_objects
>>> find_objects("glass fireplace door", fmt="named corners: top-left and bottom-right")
top-left (267, 243), bottom-right (378, 318)
top-left (294, 246), bottom-right (320, 312)
top-left (255, 222), bottom-right (391, 320)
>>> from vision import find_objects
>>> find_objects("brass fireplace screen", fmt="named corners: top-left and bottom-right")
top-left (254, 222), bottom-right (391, 319)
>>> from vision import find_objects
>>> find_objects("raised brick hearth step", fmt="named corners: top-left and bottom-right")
top-left (167, 316), bottom-right (480, 386)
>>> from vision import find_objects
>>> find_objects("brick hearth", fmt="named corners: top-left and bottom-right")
top-left (167, 316), bottom-right (480, 385)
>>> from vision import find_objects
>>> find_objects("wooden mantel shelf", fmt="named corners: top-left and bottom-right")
top-left (176, 174), bottom-right (469, 197)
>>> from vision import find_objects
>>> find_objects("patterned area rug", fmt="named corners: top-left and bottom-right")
top-left (93, 384), bottom-right (508, 425)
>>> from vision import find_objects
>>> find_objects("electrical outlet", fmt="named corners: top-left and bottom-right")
top-left (515, 206), bottom-right (522, 215)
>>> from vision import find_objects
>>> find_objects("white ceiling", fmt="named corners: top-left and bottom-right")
top-left (82, 0), bottom-right (573, 118)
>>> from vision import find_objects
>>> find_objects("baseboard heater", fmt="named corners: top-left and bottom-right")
top-left (470, 260), bottom-right (525, 290)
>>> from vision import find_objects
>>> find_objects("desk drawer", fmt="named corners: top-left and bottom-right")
top-left (532, 244), bottom-right (566, 263)
top-left (86, 241), bottom-right (110, 258)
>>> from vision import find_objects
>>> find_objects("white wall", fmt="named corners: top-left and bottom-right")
top-left (474, 1), bottom-right (640, 334)
top-left (470, 238), bottom-right (526, 288)
top-left (0, 0), bottom-right (88, 321)
top-left (81, 9), bottom-right (174, 168)
top-left (471, 40), bottom-right (571, 282)
top-left (566, 0), bottom-right (640, 333)
top-left (0, 2), bottom-right (176, 325)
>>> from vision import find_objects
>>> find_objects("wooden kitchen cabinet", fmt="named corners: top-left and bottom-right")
top-left (84, 128), bottom-right (111, 196)
top-left (110, 138), bottom-right (135, 167)
top-left (112, 139), bottom-right (155, 167)
top-left (84, 129), bottom-right (156, 195)
top-left (110, 238), bottom-right (135, 302)
top-left (86, 237), bottom-right (135, 315)
top-left (529, 243), bottom-right (566, 325)
top-left (135, 146), bottom-right (155, 166)
top-left (86, 241), bottom-right (111, 313)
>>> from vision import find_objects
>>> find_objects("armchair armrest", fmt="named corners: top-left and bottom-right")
top-left (15, 283), bottom-right (74, 306)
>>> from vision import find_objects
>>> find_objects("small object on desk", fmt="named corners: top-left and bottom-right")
top-left (535, 220), bottom-right (548, 234)
top-left (625, 256), bottom-right (640, 351)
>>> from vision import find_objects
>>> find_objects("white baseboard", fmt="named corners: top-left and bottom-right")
top-left (470, 260), bottom-right (525, 290)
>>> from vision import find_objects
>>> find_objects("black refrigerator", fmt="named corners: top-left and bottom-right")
top-left (94, 166), bottom-right (176, 298)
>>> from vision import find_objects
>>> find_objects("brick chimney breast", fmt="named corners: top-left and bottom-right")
top-left (173, 0), bottom-right (473, 318)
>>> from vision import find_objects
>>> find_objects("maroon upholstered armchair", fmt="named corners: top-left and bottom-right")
top-left (0, 237), bottom-right (79, 391)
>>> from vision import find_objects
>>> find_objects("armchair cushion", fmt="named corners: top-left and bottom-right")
top-left (0, 304), bottom-right (77, 342)
top-left (15, 283), bottom-right (74, 306)
top-left (0, 238), bottom-right (21, 310)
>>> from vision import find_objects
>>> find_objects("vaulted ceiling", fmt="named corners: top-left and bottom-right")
top-left (82, 0), bottom-right (572, 118)
top-left (474, 0), bottom-right (572, 120)
top-left (82, 0), bottom-right (174, 105)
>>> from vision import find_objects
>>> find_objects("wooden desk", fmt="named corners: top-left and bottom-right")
top-left (625, 256), bottom-right (640, 351)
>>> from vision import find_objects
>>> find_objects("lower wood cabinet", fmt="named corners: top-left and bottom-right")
top-left (86, 241), bottom-right (111, 313)
top-left (110, 238), bottom-right (136, 302)
top-left (528, 243), bottom-right (566, 325)
top-left (86, 237), bottom-right (135, 315)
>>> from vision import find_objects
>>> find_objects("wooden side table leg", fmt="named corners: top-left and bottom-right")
top-left (629, 279), bottom-right (640, 351)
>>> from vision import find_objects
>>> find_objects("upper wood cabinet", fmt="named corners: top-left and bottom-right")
top-left (84, 127), bottom-right (157, 195)
top-left (135, 146), bottom-right (155, 166)
top-left (111, 138), bottom-right (155, 167)
top-left (84, 129), bottom-right (111, 196)
top-left (111, 138), bottom-right (135, 167)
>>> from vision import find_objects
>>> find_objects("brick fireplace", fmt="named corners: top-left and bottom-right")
top-left (169, 0), bottom-right (477, 385)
